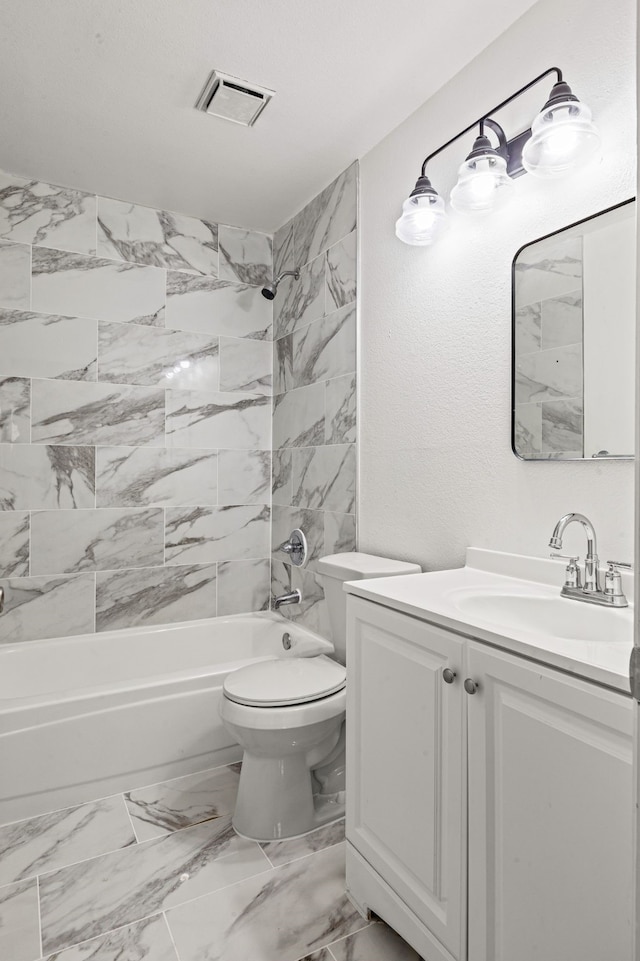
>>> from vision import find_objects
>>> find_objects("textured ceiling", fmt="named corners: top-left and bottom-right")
top-left (0, 0), bottom-right (539, 232)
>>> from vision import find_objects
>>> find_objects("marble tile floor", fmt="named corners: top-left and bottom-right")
top-left (0, 762), bottom-right (423, 961)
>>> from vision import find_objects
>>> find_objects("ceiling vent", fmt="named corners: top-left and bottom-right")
top-left (195, 71), bottom-right (274, 127)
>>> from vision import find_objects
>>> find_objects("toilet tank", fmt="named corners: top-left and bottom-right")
top-left (316, 552), bottom-right (421, 663)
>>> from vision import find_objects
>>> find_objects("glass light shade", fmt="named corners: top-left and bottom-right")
top-left (395, 192), bottom-right (446, 246)
top-left (522, 98), bottom-right (601, 178)
top-left (450, 153), bottom-right (513, 213)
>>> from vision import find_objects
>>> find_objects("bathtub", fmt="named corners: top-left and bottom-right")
top-left (0, 612), bottom-right (333, 826)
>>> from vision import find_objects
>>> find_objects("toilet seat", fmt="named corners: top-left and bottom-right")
top-left (223, 654), bottom-right (346, 707)
top-left (220, 685), bottom-right (346, 732)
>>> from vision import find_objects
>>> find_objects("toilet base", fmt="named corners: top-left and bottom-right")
top-left (231, 724), bottom-right (346, 842)
top-left (233, 793), bottom-right (345, 844)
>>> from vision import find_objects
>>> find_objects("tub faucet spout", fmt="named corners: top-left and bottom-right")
top-left (273, 590), bottom-right (301, 610)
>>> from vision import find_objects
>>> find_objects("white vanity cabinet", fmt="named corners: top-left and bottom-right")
top-left (346, 597), bottom-right (466, 961)
top-left (346, 595), bottom-right (634, 961)
top-left (466, 641), bottom-right (633, 961)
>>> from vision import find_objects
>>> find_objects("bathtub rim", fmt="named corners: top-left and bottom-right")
top-left (0, 611), bottom-right (334, 716)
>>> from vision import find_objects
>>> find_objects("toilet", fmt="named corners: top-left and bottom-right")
top-left (220, 551), bottom-right (421, 841)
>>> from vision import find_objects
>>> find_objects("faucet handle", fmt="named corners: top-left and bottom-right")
top-left (550, 553), bottom-right (581, 589)
top-left (604, 562), bottom-right (631, 599)
top-left (550, 552), bottom-right (580, 564)
top-left (277, 529), bottom-right (308, 567)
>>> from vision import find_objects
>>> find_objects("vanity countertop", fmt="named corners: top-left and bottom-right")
top-left (344, 548), bottom-right (635, 694)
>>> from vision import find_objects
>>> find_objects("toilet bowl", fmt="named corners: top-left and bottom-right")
top-left (220, 552), bottom-right (421, 842)
top-left (221, 658), bottom-right (346, 841)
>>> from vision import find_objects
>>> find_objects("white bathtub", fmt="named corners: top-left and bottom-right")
top-left (0, 612), bottom-right (333, 826)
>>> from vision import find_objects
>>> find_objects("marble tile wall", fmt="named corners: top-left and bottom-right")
top-left (0, 170), bottom-right (274, 642)
top-left (271, 164), bottom-right (358, 636)
top-left (514, 235), bottom-right (584, 458)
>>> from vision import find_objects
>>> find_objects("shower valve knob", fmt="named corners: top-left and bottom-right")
top-left (277, 529), bottom-right (308, 567)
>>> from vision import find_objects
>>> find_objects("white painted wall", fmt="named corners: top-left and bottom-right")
top-left (358, 0), bottom-right (636, 570)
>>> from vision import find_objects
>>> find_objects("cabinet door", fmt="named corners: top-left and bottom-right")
top-left (467, 642), bottom-right (634, 961)
top-left (346, 596), bottom-right (466, 960)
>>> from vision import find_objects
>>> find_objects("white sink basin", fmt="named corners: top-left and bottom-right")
top-left (449, 588), bottom-right (633, 645)
top-left (345, 549), bottom-right (635, 692)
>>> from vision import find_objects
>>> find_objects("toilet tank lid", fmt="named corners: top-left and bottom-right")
top-left (316, 552), bottom-right (421, 580)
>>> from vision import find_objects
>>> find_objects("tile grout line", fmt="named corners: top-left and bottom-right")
top-left (119, 791), bottom-right (142, 845)
top-left (28, 238), bottom-right (33, 311)
top-left (36, 874), bottom-right (43, 961)
top-left (260, 833), bottom-right (345, 871)
top-left (40, 907), bottom-right (168, 958)
top-left (94, 313), bottom-right (100, 386)
top-left (23, 828), bottom-right (156, 889)
top-left (127, 758), bottom-right (242, 797)
top-left (285, 918), bottom-right (375, 961)
top-left (144, 850), bottom-right (275, 930)
top-left (37, 842), bottom-right (273, 958)
top-left (259, 844), bottom-right (277, 869)
top-left (30, 812), bottom-right (247, 894)
top-left (92, 570), bottom-right (97, 634)
top-left (0, 759), bottom-right (239, 836)
top-left (162, 910), bottom-right (183, 961)
top-left (27, 500), bottom-right (32, 579)
top-left (321, 919), bottom-right (377, 958)
top-left (162, 505), bottom-right (166, 569)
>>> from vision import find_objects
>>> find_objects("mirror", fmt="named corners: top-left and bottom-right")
top-left (512, 198), bottom-right (635, 461)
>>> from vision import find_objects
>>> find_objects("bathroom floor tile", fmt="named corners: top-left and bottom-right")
top-left (4, 764), bottom-right (425, 961)
top-left (125, 764), bottom-right (241, 842)
top-left (0, 794), bottom-right (136, 886)
top-left (42, 914), bottom-right (179, 961)
top-left (165, 841), bottom-right (369, 961)
top-left (0, 878), bottom-right (40, 961)
top-left (260, 818), bottom-right (345, 867)
top-left (327, 921), bottom-right (423, 961)
top-left (39, 815), bottom-right (271, 955)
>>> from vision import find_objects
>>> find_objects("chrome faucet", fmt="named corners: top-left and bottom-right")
top-left (548, 512), bottom-right (631, 607)
top-left (549, 512), bottom-right (601, 593)
top-left (273, 589), bottom-right (301, 610)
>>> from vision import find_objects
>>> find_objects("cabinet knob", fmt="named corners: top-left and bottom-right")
top-left (464, 678), bottom-right (480, 695)
top-left (442, 668), bottom-right (457, 684)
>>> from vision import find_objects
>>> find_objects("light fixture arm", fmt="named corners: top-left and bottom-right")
top-left (419, 66), bottom-right (563, 178)
top-left (480, 118), bottom-right (508, 161)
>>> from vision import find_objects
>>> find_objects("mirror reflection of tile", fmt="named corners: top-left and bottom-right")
top-left (513, 201), bottom-right (636, 461)
top-left (515, 236), bottom-right (584, 458)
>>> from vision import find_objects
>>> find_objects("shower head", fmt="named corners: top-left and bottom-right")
top-left (261, 269), bottom-right (300, 300)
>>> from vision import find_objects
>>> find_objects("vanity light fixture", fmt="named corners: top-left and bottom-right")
top-left (394, 174), bottom-right (446, 246)
top-left (395, 68), bottom-right (601, 245)
top-left (450, 119), bottom-right (513, 213)
top-left (521, 78), bottom-right (601, 178)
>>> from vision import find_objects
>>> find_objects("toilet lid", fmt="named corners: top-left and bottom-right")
top-left (223, 655), bottom-right (346, 707)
